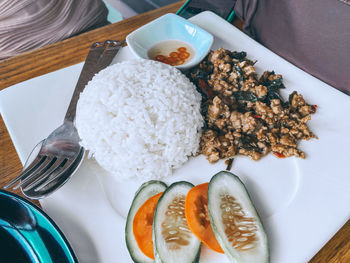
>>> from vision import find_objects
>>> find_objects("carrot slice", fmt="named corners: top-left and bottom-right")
top-left (133, 192), bottom-right (163, 259)
top-left (185, 183), bottom-right (224, 253)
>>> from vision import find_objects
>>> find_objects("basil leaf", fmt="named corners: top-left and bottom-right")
top-left (233, 65), bottom-right (244, 88)
top-left (231, 51), bottom-right (247, 60)
top-left (267, 78), bottom-right (285, 89)
top-left (233, 91), bottom-right (257, 102)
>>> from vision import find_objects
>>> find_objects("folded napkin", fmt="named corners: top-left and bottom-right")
top-left (0, 0), bottom-right (108, 59)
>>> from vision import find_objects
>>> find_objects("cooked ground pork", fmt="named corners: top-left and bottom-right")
top-left (188, 48), bottom-right (317, 162)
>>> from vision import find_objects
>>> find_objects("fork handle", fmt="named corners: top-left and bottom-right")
top-left (64, 40), bottom-right (122, 122)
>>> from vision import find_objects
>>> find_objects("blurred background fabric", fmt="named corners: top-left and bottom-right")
top-left (104, 0), bottom-right (178, 18)
top-left (234, 0), bottom-right (350, 93)
top-left (0, 0), bottom-right (108, 60)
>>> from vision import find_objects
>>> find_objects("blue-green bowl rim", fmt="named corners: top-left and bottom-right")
top-left (0, 189), bottom-right (78, 263)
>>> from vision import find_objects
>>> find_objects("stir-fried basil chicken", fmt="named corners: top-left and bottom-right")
top-left (188, 48), bottom-right (317, 163)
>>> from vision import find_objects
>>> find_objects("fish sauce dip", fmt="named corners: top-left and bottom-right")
top-left (147, 40), bottom-right (195, 66)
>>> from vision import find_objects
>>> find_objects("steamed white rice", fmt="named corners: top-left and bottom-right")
top-left (75, 59), bottom-right (203, 180)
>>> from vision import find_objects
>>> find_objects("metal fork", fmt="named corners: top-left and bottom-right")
top-left (4, 40), bottom-right (124, 199)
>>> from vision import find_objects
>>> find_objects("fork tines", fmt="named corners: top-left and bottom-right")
top-left (4, 39), bottom-right (123, 199)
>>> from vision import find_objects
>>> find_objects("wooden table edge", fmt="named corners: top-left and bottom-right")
top-left (0, 1), bottom-right (349, 262)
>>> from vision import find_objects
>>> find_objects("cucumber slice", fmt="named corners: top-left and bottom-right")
top-left (208, 171), bottom-right (269, 263)
top-left (126, 180), bottom-right (167, 263)
top-left (153, 181), bottom-right (201, 263)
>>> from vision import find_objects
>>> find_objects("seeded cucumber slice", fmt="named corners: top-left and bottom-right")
top-left (126, 180), bottom-right (167, 263)
top-left (153, 181), bottom-right (201, 263)
top-left (208, 171), bottom-right (269, 263)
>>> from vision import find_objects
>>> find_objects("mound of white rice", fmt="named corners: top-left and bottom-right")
top-left (75, 59), bottom-right (203, 180)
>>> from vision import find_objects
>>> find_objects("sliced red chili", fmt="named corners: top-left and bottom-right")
top-left (155, 55), bottom-right (166, 62)
top-left (153, 47), bottom-right (190, 66)
top-left (171, 57), bottom-right (181, 66)
top-left (273, 152), bottom-right (286, 158)
top-left (252, 114), bottom-right (262, 118)
top-left (168, 57), bottom-right (177, 63)
top-left (163, 58), bottom-right (171, 65)
top-left (179, 52), bottom-right (190, 59)
top-left (198, 79), bottom-right (215, 100)
top-left (311, 104), bottom-right (318, 113)
top-left (169, 52), bottom-right (179, 57)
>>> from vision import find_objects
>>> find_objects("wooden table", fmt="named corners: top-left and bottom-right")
top-left (0, 1), bottom-right (349, 262)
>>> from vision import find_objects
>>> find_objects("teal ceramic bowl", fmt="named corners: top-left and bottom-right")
top-left (126, 13), bottom-right (213, 70)
top-left (0, 190), bottom-right (77, 263)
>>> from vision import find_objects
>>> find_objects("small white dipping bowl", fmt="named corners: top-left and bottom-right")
top-left (126, 13), bottom-right (214, 70)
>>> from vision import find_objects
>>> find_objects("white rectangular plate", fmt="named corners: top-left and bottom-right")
top-left (1, 11), bottom-right (350, 263)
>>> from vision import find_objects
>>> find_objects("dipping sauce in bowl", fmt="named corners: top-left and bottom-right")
top-left (126, 13), bottom-right (213, 69)
top-left (147, 40), bottom-right (195, 66)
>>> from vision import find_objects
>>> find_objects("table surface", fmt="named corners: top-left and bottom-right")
top-left (0, 1), bottom-right (349, 262)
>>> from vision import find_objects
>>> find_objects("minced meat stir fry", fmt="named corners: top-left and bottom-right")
top-left (187, 48), bottom-right (317, 163)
